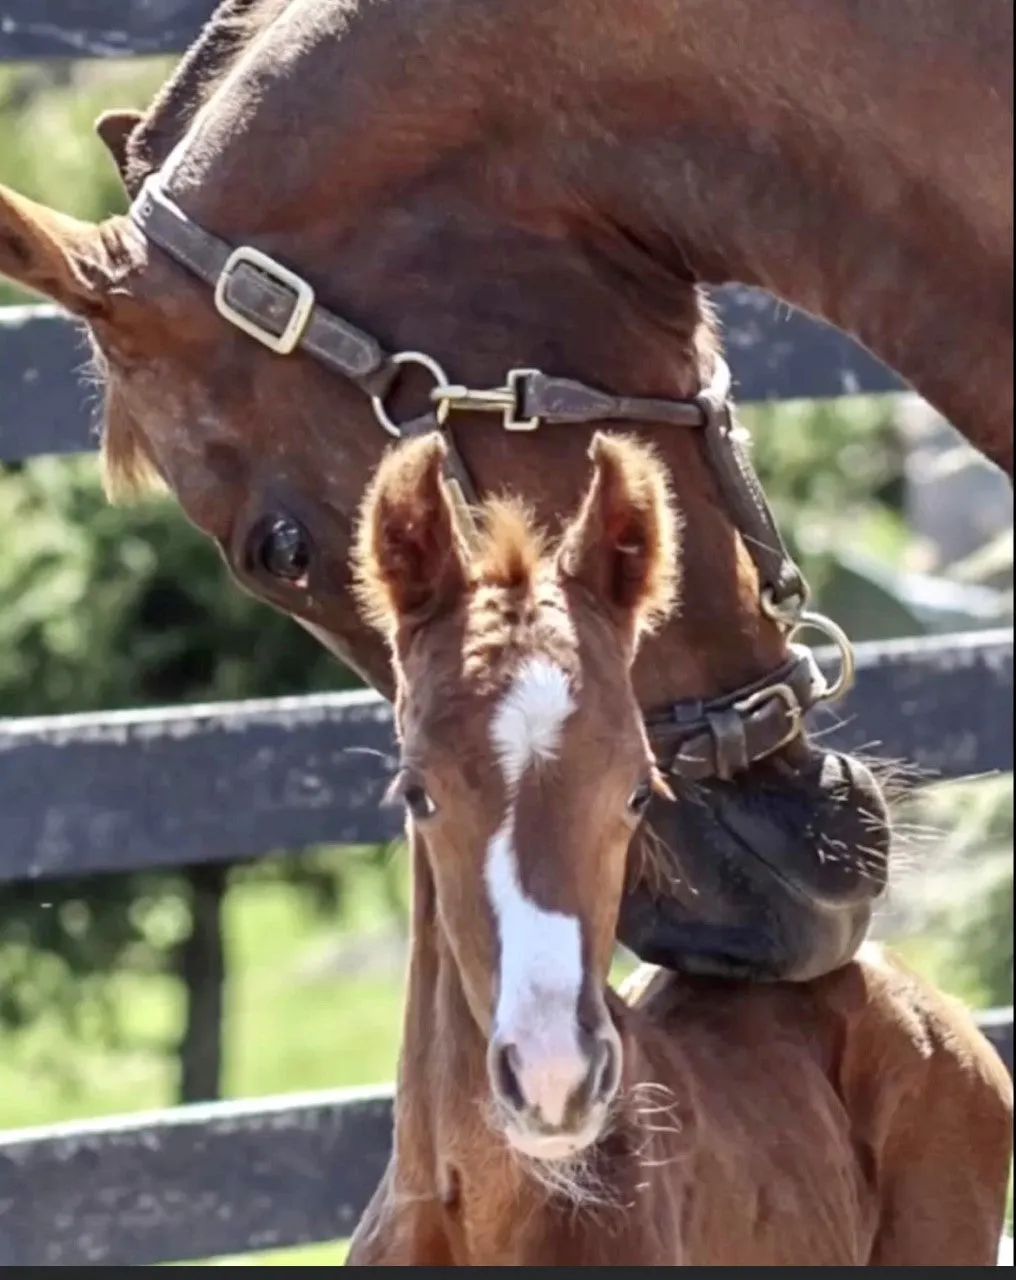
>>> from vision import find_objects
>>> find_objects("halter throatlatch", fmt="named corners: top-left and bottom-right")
top-left (129, 175), bottom-right (855, 781)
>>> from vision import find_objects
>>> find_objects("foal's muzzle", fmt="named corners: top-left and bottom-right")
top-left (487, 1021), bottom-right (623, 1160)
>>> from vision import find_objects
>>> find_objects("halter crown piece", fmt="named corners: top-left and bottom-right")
top-left (129, 175), bottom-right (855, 781)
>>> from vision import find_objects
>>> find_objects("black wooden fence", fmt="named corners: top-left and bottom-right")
top-left (0, 2), bottom-right (1012, 1266)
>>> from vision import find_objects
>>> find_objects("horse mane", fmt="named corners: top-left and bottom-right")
top-left (99, 0), bottom-right (290, 500)
top-left (120, 0), bottom-right (291, 195)
top-left (92, 344), bottom-right (165, 501)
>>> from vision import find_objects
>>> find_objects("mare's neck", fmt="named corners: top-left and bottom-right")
top-left (562, 1), bottom-right (1012, 471)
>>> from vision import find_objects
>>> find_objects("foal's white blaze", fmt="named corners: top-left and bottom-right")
top-left (485, 657), bottom-right (590, 1136)
top-left (485, 823), bottom-right (587, 1130)
top-left (490, 656), bottom-right (576, 789)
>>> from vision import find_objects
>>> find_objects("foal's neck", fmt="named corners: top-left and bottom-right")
top-left (394, 842), bottom-right (527, 1226)
top-left (393, 840), bottom-right (671, 1264)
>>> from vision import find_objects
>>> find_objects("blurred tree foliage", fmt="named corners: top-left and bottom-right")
top-left (0, 453), bottom-right (368, 1098)
top-left (744, 395), bottom-right (913, 614)
top-left (0, 61), bottom-right (417, 1101)
top-left (889, 777), bottom-right (1014, 1008)
top-left (0, 51), bottom-right (1009, 1108)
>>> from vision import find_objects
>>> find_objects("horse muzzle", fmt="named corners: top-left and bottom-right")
top-left (618, 745), bottom-right (891, 983)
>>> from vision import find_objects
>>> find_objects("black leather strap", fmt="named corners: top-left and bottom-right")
top-left (514, 363), bottom-right (805, 610)
top-left (132, 179), bottom-right (388, 387)
top-left (645, 647), bottom-right (824, 781)
top-left (129, 174), bottom-right (821, 778)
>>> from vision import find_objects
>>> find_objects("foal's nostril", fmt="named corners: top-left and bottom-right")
top-left (492, 1041), bottom-right (526, 1112)
top-left (590, 1033), bottom-right (622, 1107)
top-left (580, 1029), bottom-right (621, 1111)
top-left (488, 1030), bottom-right (622, 1134)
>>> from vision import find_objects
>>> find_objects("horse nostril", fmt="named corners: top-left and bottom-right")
top-left (492, 1040), bottom-right (526, 1112)
top-left (589, 1033), bottom-right (622, 1107)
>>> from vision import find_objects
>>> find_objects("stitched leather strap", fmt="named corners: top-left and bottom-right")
top-left (645, 647), bottom-right (824, 781)
top-left (129, 174), bottom-right (822, 778)
top-left (513, 364), bottom-right (803, 608)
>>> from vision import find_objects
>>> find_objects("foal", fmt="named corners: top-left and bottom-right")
top-left (349, 432), bottom-right (1012, 1266)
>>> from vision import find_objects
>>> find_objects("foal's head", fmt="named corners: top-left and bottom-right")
top-left (356, 431), bottom-right (677, 1159)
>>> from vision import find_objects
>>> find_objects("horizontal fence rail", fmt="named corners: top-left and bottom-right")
top-left (0, 1085), bottom-right (395, 1266)
top-left (0, 290), bottom-right (905, 462)
top-left (1, 629), bottom-right (1011, 885)
top-left (0, 0), bottom-right (217, 61)
top-left (1, 1006), bottom-right (1012, 1266)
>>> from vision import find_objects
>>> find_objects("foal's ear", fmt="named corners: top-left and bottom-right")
top-left (0, 186), bottom-right (116, 316)
top-left (353, 433), bottom-right (470, 637)
top-left (95, 110), bottom-right (144, 182)
top-left (558, 433), bottom-right (679, 646)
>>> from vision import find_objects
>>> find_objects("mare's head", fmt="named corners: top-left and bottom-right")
top-left (0, 0), bottom-right (890, 982)
top-left (355, 430), bottom-right (677, 1159)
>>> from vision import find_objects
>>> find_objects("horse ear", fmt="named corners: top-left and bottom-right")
top-left (95, 110), bottom-right (144, 182)
top-left (558, 432), bottom-right (680, 647)
top-left (0, 185), bottom-right (116, 316)
top-left (354, 432), bottom-right (470, 638)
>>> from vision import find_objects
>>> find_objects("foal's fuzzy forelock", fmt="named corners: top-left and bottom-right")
top-left (353, 430), bottom-right (681, 649)
top-left (351, 434), bottom-right (551, 641)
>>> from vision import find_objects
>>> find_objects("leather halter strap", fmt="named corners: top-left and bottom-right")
top-left (129, 176), bottom-right (842, 781)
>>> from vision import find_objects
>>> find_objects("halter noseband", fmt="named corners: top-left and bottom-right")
top-left (129, 175), bottom-right (854, 782)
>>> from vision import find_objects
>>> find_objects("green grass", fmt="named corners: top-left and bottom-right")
top-left (182, 1242), bottom-right (349, 1266)
top-left (0, 878), bottom-right (406, 1129)
top-left (0, 870), bottom-right (406, 1265)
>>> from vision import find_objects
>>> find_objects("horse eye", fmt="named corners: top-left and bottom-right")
top-left (403, 784), bottom-right (437, 821)
top-left (251, 515), bottom-right (311, 582)
top-left (627, 777), bottom-right (655, 816)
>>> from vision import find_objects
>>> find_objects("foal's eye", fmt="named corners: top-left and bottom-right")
top-left (250, 515), bottom-right (312, 582)
top-left (403, 784), bottom-right (437, 821)
top-left (627, 777), bottom-right (655, 817)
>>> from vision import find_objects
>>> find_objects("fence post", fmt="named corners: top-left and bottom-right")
top-left (177, 862), bottom-right (229, 1103)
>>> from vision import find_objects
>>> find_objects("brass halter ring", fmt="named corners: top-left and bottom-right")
top-left (762, 589), bottom-right (856, 704)
top-left (369, 351), bottom-right (453, 438)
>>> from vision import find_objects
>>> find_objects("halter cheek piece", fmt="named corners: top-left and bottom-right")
top-left (129, 176), bottom-right (854, 782)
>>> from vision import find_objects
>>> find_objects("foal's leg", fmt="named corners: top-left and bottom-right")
top-left (345, 1157), bottom-right (452, 1265)
top-left (863, 1022), bottom-right (1013, 1265)
top-left (866, 1106), bottom-right (1012, 1267)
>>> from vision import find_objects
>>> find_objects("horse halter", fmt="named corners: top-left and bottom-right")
top-left (129, 176), bottom-right (854, 783)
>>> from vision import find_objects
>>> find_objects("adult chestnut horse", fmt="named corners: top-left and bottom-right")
top-left (0, 0), bottom-right (1009, 981)
top-left (346, 428), bottom-right (1012, 1265)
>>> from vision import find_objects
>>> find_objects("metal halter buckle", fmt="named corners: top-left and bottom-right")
top-left (431, 368), bottom-right (541, 431)
top-left (734, 682), bottom-right (805, 756)
top-left (214, 246), bottom-right (316, 355)
top-left (369, 351), bottom-right (453, 438)
top-left (762, 589), bottom-right (857, 704)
